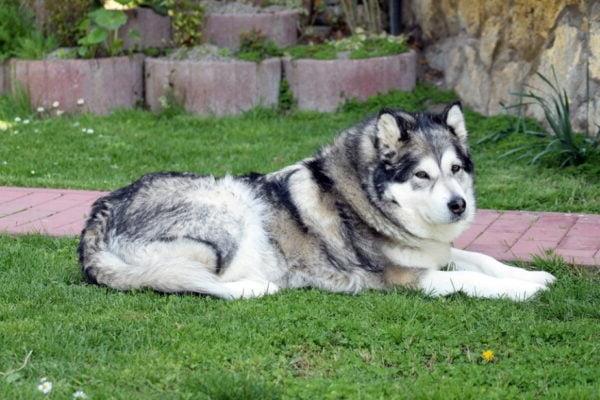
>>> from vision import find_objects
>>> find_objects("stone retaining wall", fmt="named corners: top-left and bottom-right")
top-left (145, 58), bottom-right (281, 116)
top-left (9, 56), bottom-right (144, 114)
top-left (283, 50), bottom-right (417, 112)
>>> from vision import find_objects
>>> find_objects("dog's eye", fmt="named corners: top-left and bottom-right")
top-left (415, 171), bottom-right (430, 180)
top-left (451, 165), bottom-right (462, 174)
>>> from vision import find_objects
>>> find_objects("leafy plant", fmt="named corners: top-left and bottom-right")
top-left (236, 30), bottom-right (283, 62)
top-left (14, 32), bottom-right (58, 60)
top-left (164, 0), bottom-right (204, 47)
top-left (501, 68), bottom-right (599, 167)
top-left (45, 0), bottom-right (101, 47)
top-left (77, 7), bottom-right (128, 58)
top-left (278, 78), bottom-right (296, 113)
top-left (0, 2), bottom-right (34, 61)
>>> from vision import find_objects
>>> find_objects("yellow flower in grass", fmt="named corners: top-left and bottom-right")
top-left (481, 349), bottom-right (495, 363)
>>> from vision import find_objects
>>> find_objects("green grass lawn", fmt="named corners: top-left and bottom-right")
top-left (1, 85), bottom-right (599, 213)
top-left (1, 235), bottom-right (599, 399)
top-left (1, 86), bottom-right (599, 398)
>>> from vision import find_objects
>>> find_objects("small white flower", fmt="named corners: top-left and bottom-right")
top-left (52, 101), bottom-right (60, 108)
top-left (77, 98), bottom-right (85, 106)
top-left (56, 110), bottom-right (64, 117)
top-left (37, 378), bottom-right (52, 394)
top-left (82, 128), bottom-right (87, 133)
top-left (34, 129), bottom-right (40, 133)
top-left (23, 119), bottom-right (30, 124)
top-left (86, 128), bottom-right (94, 134)
top-left (37, 107), bottom-right (45, 113)
top-left (73, 389), bottom-right (88, 399)
top-left (30, 170), bottom-right (36, 175)
top-left (2, 161), bottom-right (7, 165)
top-left (14, 117), bottom-right (22, 123)
top-left (73, 122), bottom-right (80, 127)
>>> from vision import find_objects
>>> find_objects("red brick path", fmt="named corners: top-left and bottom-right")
top-left (1, 186), bottom-right (599, 267)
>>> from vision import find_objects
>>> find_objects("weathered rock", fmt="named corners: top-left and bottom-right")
top-left (283, 50), bottom-right (417, 112)
top-left (145, 57), bottom-right (281, 116)
top-left (203, 10), bottom-right (299, 50)
top-left (120, 8), bottom-right (172, 50)
top-left (9, 56), bottom-right (144, 115)
top-left (407, 0), bottom-right (599, 133)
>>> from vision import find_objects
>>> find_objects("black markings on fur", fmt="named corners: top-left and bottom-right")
top-left (305, 158), bottom-right (335, 192)
top-left (184, 236), bottom-right (224, 274)
top-left (240, 172), bottom-right (264, 183)
top-left (336, 204), bottom-right (383, 273)
top-left (373, 154), bottom-right (418, 199)
top-left (260, 170), bottom-right (309, 234)
top-left (453, 143), bottom-right (474, 173)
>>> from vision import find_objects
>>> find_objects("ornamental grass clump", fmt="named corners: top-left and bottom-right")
top-left (502, 68), bottom-right (599, 167)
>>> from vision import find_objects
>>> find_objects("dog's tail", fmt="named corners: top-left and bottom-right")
top-left (78, 196), bottom-right (234, 298)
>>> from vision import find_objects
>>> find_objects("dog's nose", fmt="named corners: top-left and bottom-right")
top-left (447, 196), bottom-right (466, 215)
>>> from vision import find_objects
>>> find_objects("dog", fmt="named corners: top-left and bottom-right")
top-left (78, 103), bottom-right (555, 300)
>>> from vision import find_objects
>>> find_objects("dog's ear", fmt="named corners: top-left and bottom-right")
top-left (376, 108), bottom-right (415, 149)
top-left (443, 102), bottom-right (468, 143)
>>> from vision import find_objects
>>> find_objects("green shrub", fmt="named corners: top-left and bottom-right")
top-left (0, 1), bottom-right (35, 61)
top-left (45, 0), bottom-right (101, 47)
top-left (502, 69), bottom-right (599, 167)
top-left (164, 0), bottom-right (204, 47)
top-left (236, 30), bottom-right (283, 62)
top-left (77, 7), bottom-right (128, 58)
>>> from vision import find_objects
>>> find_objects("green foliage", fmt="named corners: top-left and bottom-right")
top-left (164, 0), bottom-right (204, 47)
top-left (77, 8), bottom-right (128, 58)
top-left (45, 0), bottom-right (100, 47)
top-left (277, 78), bottom-right (296, 113)
top-left (286, 33), bottom-right (408, 60)
top-left (501, 69), bottom-right (599, 167)
top-left (13, 31), bottom-right (57, 60)
top-left (236, 30), bottom-right (283, 62)
top-left (0, 1), bottom-right (56, 61)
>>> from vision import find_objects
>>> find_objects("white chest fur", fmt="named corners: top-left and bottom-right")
top-left (381, 241), bottom-right (451, 270)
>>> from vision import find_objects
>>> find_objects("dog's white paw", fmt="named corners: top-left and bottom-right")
top-left (223, 280), bottom-right (280, 299)
top-left (500, 280), bottom-right (548, 301)
top-left (509, 268), bottom-right (556, 286)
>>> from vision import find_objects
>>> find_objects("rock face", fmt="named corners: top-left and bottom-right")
top-left (145, 58), bottom-right (281, 116)
top-left (403, 0), bottom-right (599, 134)
top-left (283, 51), bottom-right (417, 112)
top-left (9, 56), bottom-right (144, 114)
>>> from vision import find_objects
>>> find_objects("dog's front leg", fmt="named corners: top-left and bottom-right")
top-left (449, 248), bottom-right (556, 286)
top-left (385, 266), bottom-right (548, 301)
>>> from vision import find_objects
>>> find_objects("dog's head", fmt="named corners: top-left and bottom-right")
top-left (368, 102), bottom-right (475, 242)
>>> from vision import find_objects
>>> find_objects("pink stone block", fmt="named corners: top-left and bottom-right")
top-left (0, 192), bottom-right (63, 217)
top-left (471, 210), bottom-right (501, 226)
top-left (9, 56), bottom-right (144, 115)
top-left (558, 235), bottom-right (600, 251)
top-left (519, 227), bottom-right (568, 243)
top-left (283, 50), bottom-right (417, 112)
top-left (203, 11), bottom-right (299, 50)
top-left (120, 8), bottom-right (172, 50)
top-left (145, 57), bottom-right (281, 116)
top-left (510, 240), bottom-right (556, 258)
top-left (453, 223), bottom-right (488, 248)
top-left (555, 248), bottom-right (598, 266)
top-left (0, 190), bottom-right (33, 204)
top-left (568, 221), bottom-right (600, 237)
top-left (471, 231), bottom-right (521, 248)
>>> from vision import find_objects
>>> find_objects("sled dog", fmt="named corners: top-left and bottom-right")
top-left (78, 103), bottom-right (555, 300)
